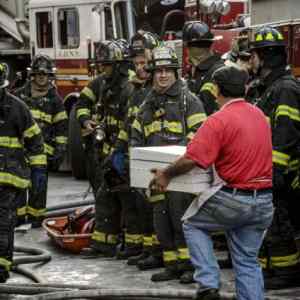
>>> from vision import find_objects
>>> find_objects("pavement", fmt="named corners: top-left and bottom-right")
top-left (2, 172), bottom-right (300, 299)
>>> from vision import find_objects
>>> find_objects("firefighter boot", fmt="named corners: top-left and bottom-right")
top-left (127, 251), bottom-right (150, 266)
top-left (137, 255), bottom-right (164, 270)
top-left (151, 264), bottom-right (182, 282)
top-left (0, 271), bottom-right (9, 283)
top-left (116, 245), bottom-right (142, 260)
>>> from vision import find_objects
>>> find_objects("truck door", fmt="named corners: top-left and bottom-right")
top-left (30, 7), bottom-right (56, 59)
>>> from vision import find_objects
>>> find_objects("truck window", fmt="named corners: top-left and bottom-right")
top-left (58, 8), bottom-right (80, 49)
top-left (36, 12), bottom-right (53, 48)
top-left (114, 2), bottom-right (129, 39)
top-left (104, 7), bottom-right (114, 40)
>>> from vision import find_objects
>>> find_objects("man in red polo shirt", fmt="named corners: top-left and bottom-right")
top-left (150, 66), bottom-right (274, 300)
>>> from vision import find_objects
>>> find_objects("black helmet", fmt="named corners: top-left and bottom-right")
top-left (149, 46), bottom-right (179, 71)
top-left (130, 30), bottom-right (161, 56)
top-left (115, 39), bottom-right (131, 61)
top-left (183, 21), bottom-right (216, 47)
top-left (0, 63), bottom-right (9, 88)
top-left (95, 40), bottom-right (124, 64)
top-left (29, 54), bottom-right (56, 75)
top-left (250, 26), bottom-right (285, 50)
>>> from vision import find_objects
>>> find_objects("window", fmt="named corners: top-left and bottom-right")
top-left (114, 3), bottom-right (129, 40)
top-left (104, 7), bottom-right (114, 40)
top-left (58, 8), bottom-right (80, 49)
top-left (36, 12), bottom-right (53, 48)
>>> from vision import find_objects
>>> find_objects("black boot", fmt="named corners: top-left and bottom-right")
top-left (116, 245), bottom-right (142, 260)
top-left (179, 270), bottom-right (195, 284)
top-left (137, 255), bottom-right (164, 270)
top-left (151, 266), bottom-right (182, 282)
top-left (196, 285), bottom-right (220, 300)
top-left (0, 271), bottom-right (9, 283)
top-left (127, 251), bottom-right (150, 266)
top-left (80, 247), bottom-right (105, 258)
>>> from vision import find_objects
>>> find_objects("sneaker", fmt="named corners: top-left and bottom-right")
top-left (137, 255), bottom-right (164, 270)
top-left (179, 270), bottom-right (195, 284)
top-left (196, 285), bottom-right (220, 300)
top-left (151, 268), bottom-right (182, 282)
top-left (127, 252), bottom-right (150, 266)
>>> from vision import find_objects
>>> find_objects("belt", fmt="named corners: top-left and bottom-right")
top-left (221, 186), bottom-right (272, 196)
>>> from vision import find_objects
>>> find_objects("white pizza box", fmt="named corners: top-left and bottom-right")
top-left (130, 146), bottom-right (213, 194)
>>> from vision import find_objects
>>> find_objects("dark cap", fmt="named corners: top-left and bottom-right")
top-left (212, 66), bottom-right (249, 97)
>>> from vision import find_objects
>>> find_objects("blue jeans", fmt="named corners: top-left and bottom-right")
top-left (183, 188), bottom-right (274, 300)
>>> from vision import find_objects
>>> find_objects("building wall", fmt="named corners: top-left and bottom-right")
top-left (251, 0), bottom-right (300, 25)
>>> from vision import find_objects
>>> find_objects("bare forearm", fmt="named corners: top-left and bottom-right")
top-left (164, 156), bottom-right (196, 179)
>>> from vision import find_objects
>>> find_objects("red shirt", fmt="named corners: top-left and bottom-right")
top-left (185, 99), bottom-right (272, 189)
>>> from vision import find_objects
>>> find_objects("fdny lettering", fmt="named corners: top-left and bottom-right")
top-left (58, 50), bottom-right (80, 58)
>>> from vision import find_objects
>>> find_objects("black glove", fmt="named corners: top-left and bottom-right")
top-left (273, 167), bottom-right (285, 191)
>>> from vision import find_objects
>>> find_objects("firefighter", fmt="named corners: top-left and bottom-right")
top-left (15, 54), bottom-right (68, 227)
top-left (0, 63), bottom-right (46, 282)
top-left (80, 40), bottom-right (133, 257)
top-left (114, 31), bottom-right (161, 261)
top-left (131, 46), bottom-right (207, 282)
top-left (249, 26), bottom-right (300, 289)
top-left (182, 21), bottom-right (224, 115)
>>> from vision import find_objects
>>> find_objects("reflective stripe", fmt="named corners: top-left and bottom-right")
top-left (149, 193), bottom-right (165, 203)
top-left (31, 109), bottom-right (52, 124)
top-left (102, 143), bottom-right (114, 155)
top-left (76, 108), bottom-right (91, 119)
top-left (144, 120), bottom-right (183, 137)
top-left (128, 106), bottom-right (139, 118)
top-left (289, 159), bottom-right (299, 172)
top-left (29, 154), bottom-right (47, 166)
top-left (24, 123), bottom-right (41, 138)
top-left (143, 236), bottom-right (152, 247)
top-left (187, 113), bottom-right (207, 128)
top-left (53, 111), bottom-right (68, 123)
top-left (152, 234), bottom-right (160, 246)
top-left (55, 136), bottom-right (67, 144)
top-left (0, 172), bottom-right (29, 188)
top-left (163, 250), bottom-right (178, 263)
top-left (272, 150), bottom-right (290, 167)
top-left (17, 206), bottom-right (27, 217)
top-left (27, 206), bottom-right (46, 217)
top-left (292, 176), bottom-right (299, 189)
top-left (118, 130), bottom-right (128, 142)
top-left (91, 230), bottom-right (117, 244)
top-left (0, 257), bottom-right (11, 271)
top-left (81, 87), bottom-right (96, 102)
top-left (275, 105), bottom-right (300, 122)
top-left (132, 119), bottom-right (142, 133)
top-left (0, 137), bottom-right (22, 148)
top-left (44, 143), bottom-right (55, 155)
top-left (259, 252), bottom-right (300, 268)
top-left (200, 82), bottom-right (218, 98)
top-left (186, 132), bottom-right (195, 140)
top-left (178, 248), bottom-right (190, 260)
top-left (125, 233), bottom-right (143, 244)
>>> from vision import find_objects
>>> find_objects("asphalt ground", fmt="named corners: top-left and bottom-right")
top-left (2, 172), bottom-right (300, 299)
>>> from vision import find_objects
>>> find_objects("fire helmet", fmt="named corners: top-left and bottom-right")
top-left (95, 40), bottom-right (124, 64)
top-left (149, 46), bottom-right (179, 71)
top-left (183, 21), bottom-right (216, 47)
top-left (0, 63), bottom-right (9, 89)
top-left (29, 54), bottom-right (56, 75)
top-left (115, 39), bottom-right (131, 61)
top-left (250, 26), bottom-right (285, 50)
top-left (130, 30), bottom-right (161, 56)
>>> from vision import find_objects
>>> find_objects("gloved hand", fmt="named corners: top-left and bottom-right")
top-left (31, 168), bottom-right (47, 193)
top-left (273, 167), bottom-right (285, 191)
top-left (111, 150), bottom-right (125, 176)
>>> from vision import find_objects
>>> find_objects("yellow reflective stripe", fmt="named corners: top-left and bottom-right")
top-left (17, 206), bottom-right (27, 217)
top-left (265, 32), bottom-right (275, 41)
top-left (128, 69), bottom-right (136, 81)
top-left (118, 130), bottom-right (128, 142)
top-left (128, 106), bottom-right (139, 118)
top-left (163, 250), bottom-right (178, 263)
top-left (152, 234), bottom-right (160, 246)
top-left (259, 252), bottom-right (300, 268)
top-left (256, 34), bottom-right (263, 42)
top-left (165, 121), bottom-right (183, 133)
top-left (144, 120), bottom-right (183, 137)
top-left (27, 206), bottom-right (46, 217)
top-left (0, 258), bottom-right (11, 271)
top-left (91, 230), bottom-right (117, 244)
top-left (102, 143), bottom-right (111, 155)
top-left (31, 109), bottom-right (52, 124)
top-left (132, 119), bottom-right (142, 133)
top-left (200, 82), bottom-right (218, 98)
top-left (0, 172), bottom-right (29, 189)
top-left (149, 193), bottom-right (165, 202)
top-left (55, 136), bottom-right (67, 144)
top-left (143, 236), bottom-right (152, 247)
top-left (44, 143), bottom-right (55, 155)
top-left (125, 233), bottom-right (143, 244)
top-left (81, 86), bottom-right (96, 102)
top-left (24, 123), bottom-right (41, 138)
top-left (289, 159), bottom-right (299, 172)
top-left (187, 132), bottom-right (195, 140)
top-left (29, 154), bottom-right (47, 166)
top-left (178, 248), bottom-right (190, 260)
top-left (53, 111), bottom-right (67, 123)
top-left (292, 176), bottom-right (300, 189)
top-left (275, 105), bottom-right (300, 122)
top-left (76, 108), bottom-right (91, 119)
top-left (272, 150), bottom-right (290, 167)
top-left (187, 113), bottom-right (207, 128)
top-left (0, 137), bottom-right (22, 148)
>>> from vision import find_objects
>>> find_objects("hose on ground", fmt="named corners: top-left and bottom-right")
top-left (13, 245), bottom-right (51, 266)
top-left (11, 266), bottom-right (44, 283)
